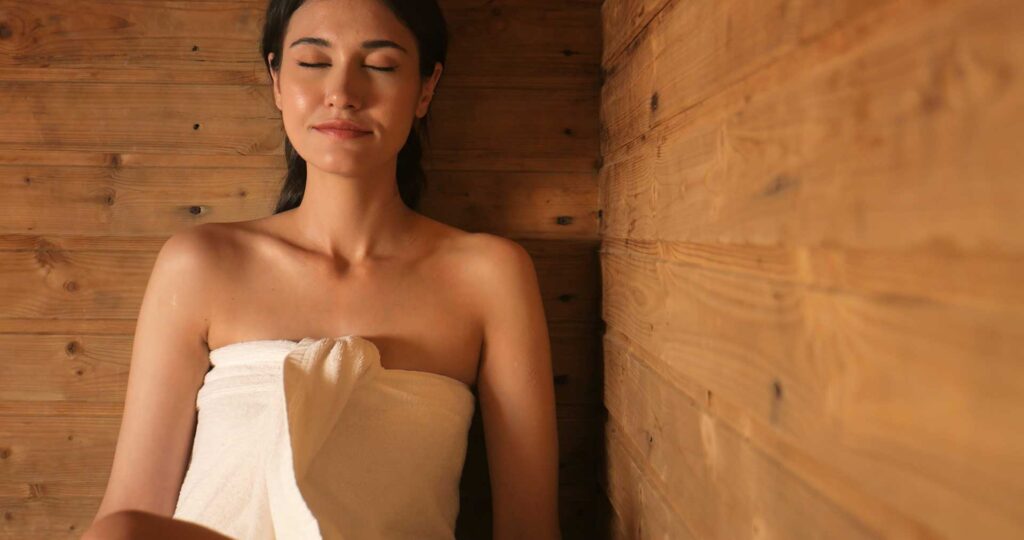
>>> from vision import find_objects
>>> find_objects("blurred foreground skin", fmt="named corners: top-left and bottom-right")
top-left (82, 510), bottom-right (234, 540)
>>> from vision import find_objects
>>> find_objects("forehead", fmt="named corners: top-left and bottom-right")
top-left (287, 0), bottom-right (413, 49)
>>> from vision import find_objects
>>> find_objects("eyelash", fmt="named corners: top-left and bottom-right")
top-left (297, 62), bottom-right (395, 72)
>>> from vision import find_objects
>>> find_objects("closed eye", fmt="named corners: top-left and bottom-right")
top-left (297, 62), bottom-right (395, 72)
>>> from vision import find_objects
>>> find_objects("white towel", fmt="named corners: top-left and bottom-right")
top-left (172, 335), bottom-right (476, 539)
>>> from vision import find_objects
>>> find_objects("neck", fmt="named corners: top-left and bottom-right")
top-left (287, 159), bottom-right (417, 265)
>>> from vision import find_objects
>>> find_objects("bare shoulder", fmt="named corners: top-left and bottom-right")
top-left (169, 218), bottom-right (256, 252)
top-left (427, 219), bottom-right (533, 277)
top-left (158, 223), bottom-right (222, 266)
top-left (442, 231), bottom-right (539, 321)
top-left (148, 222), bottom-right (244, 340)
top-left (149, 224), bottom-right (220, 302)
top-left (460, 232), bottom-right (535, 285)
top-left (460, 231), bottom-right (530, 258)
top-left (156, 221), bottom-right (253, 280)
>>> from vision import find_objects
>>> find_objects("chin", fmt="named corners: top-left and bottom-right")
top-left (310, 155), bottom-right (370, 173)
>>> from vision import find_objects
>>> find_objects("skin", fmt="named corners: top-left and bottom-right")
top-left (85, 0), bottom-right (561, 538)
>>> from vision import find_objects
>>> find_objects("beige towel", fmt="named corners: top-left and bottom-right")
top-left (172, 336), bottom-right (476, 539)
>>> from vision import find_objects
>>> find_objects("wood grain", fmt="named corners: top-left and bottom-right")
top-left (601, 0), bottom-right (1023, 252)
top-left (0, 0), bottom-right (601, 89)
top-left (600, 0), bottom-right (1024, 537)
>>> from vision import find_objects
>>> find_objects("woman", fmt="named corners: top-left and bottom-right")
top-left (85, 0), bottom-right (561, 538)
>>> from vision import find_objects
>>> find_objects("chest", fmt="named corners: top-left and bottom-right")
top-left (207, 253), bottom-right (483, 388)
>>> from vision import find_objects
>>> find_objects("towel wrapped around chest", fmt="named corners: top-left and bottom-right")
top-left (172, 336), bottom-right (476, 540)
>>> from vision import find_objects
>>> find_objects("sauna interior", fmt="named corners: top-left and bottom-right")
top-left (1, 0), bottom-right (1022, 538)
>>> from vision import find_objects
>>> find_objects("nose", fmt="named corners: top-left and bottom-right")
top-left (324, 59), bottom-right (366, 110)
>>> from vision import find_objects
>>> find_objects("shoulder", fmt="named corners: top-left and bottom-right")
top-left (148, 222), bottom-right (247, 308)
top-left (157, 215), bottom-right (280, 267)
top-left (144, 222), bottom-right (256, 348)
top-left (470, 233), bottom-right (534, 280)
top-left (412, 214), bottom-right (532, 272)
top-left (416, 220), bottom-right (538, 318)
top-left (155, 222), bottom-right (234, 274)
top-left (448, 232), bottom-right (540, 323)
top-left (443, 230), bottom-right (536, 285)
top-left (466, 231), bottom-right (531, 260)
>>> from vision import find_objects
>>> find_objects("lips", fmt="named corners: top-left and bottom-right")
top-left (314, 126), bottom-right (372, 140)
top-left (312, 119), bottom-right (371, 133)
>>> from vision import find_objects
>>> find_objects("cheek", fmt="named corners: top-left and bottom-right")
top-left (281, 80), bottom-right (316, 115)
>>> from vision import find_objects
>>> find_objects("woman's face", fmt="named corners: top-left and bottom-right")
top-left (268, 0), bottom-right (442, 175)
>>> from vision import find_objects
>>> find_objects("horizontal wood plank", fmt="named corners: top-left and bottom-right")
top-left (0, 165), bottom-right (597, 237)
top-left (601, 237), bottom-right (1024, 311)
top-left (0, 0), bottom-right (600, 89)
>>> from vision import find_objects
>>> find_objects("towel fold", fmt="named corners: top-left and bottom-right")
top-left (172, 335), bottom-right (476, 539)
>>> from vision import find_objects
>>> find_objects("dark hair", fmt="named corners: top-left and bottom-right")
top-left (259, 0), bottom-right (448, 214)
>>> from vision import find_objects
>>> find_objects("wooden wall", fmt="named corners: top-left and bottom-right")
top-left (599, 0), bottom-right (1024, 538)
top-left (0, 1), bottom-right (606, 538)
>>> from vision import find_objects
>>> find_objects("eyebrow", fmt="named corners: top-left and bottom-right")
top-left (288, 36), bottom-right (408, 54)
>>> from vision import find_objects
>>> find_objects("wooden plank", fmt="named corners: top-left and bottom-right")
top-left (441, 2), bottom-right (602, 91)
top-left (600, 0), bottom-right (1024, 252)
top-left (0, 401), bottom-right (123, 418)
top-left (0, 1), bottom-right (600, 89)
top-left (0, 318), bottom-right (136, 336)
top-left (423, 148), bottom-right (600, 173)
top-left (0, 496), bottom-right (99, 538)
top-left (600, 0), bottom-right (892, 156)
top-left (0, 81), bottom-right (282, 155)
top-left (0, 165), bottom-right (283, 236)
top-left (0, 335), bottom-right (131, 403)
top-left (0, 150), bottom-right (280, 169)
top-left (601, 237), bottom-right (1024, 311)
top-left (0, 413), bottom-right (120, 491)
top-left (599, 0), bottom-right (671, 73)
top-left (420, 170), bottom-right (599, 239)
top-left (0, 248), bottom-right (151, 319)
top-left (428, 86), bottom-right (599, 158)
top-left (0, 165), bottom-right (597, 237)
top-left (604, 418), bottom-right (696, 539)
top-left (601, 248), bottom-right (1024, 538)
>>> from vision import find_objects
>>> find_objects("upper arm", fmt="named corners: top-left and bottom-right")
top-left (92, 225), bottom-right (220, 523)
top-left (472, 235), bottom-right (562, 539)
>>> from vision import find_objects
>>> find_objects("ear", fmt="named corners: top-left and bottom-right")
top-left (415, 62), bottom-right (444, 119)
top-left (268, 52), bottom-right (282, 111)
